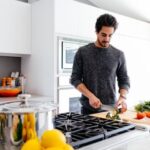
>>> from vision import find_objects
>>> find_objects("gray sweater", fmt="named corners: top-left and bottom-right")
top-left (70, 43), bottom-right (130, 111)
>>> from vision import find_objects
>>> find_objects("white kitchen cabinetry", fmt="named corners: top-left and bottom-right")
top-left (0, 0), bottom-right (31, 56)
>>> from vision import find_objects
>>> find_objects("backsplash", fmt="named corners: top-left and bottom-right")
top-left (0, 56), bottom-right (21, 79)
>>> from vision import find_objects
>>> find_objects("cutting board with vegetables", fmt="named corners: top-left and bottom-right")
top-left (93, 110), bottom-right (150, 125)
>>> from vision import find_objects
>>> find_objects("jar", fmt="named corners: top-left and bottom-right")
top-left (1, 78), bottom-right (6, 87)
top-left (0, 98), bottom-right (58, 146)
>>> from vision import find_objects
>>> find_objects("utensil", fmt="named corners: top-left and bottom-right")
top-left (101, 104), bottom-right (115, 111)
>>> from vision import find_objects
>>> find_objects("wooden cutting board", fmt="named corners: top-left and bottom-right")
top-left (92, 110), bottom-right (150, 125)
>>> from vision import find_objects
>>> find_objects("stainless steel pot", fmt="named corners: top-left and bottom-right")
top-left (0, 99), bottom-right (58, 146)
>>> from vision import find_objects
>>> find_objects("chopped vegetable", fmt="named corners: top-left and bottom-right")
top-left (106, 110), bottom-right (121, 120)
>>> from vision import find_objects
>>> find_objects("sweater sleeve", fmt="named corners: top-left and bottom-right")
top-left (70, 48), bottom-right (83, 88)
top-left (116, 52), bottom-right (130, 91)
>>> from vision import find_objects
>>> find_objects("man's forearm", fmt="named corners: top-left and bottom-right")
top-left (76, 83), bottom-right (95, 99)
top-left (119, 89), bottom-right (128, 100)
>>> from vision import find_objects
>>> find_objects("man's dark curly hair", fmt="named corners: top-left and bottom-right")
top-left (95, 14), bottom-right (118, 33)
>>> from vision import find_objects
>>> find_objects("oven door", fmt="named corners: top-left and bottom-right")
top-left (57, 73), bottom-right (81, 113)
top-left (58, 87), bottom-right (81, 113)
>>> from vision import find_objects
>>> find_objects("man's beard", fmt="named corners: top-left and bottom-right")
top-left (98, 39), bottom-right (109, 48)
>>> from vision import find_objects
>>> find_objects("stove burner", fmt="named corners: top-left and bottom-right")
top-left (53, 112), bottom-right (135, 148)
top-left (85, 128), bottom-right (106, 136)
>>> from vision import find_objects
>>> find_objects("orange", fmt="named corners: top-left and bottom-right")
top-left (41, 129), bottom-right (66, 148)
top-left (21, 138), bottom-right (41, 150)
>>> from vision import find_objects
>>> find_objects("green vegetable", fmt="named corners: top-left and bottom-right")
top-left (106, 111), bottom-right (121, 120)
top-left (13, 116), bottom-right (23, 142)
top-left (13, 130), bottom-right (18, 141)
top-left (16, 116), bottom-right (22, 141)
top-left (135, 101), bottom-right (150, 112)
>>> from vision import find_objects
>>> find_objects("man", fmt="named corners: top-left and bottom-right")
top-left (70, 14), bottom-right (130, 115)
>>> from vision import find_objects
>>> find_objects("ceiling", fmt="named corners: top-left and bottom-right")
top-left (75, 0), bottom-right (150, 23)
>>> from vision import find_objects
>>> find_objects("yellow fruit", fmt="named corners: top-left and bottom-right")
top-left (23, 114), bottom-right (28, 128)
top-left (22, 127), bottom-right (27, 142)
top-left (21, 138), bottom-right (41, 150)
top-left (41, 129), bottom-right (66, 148)
top-left (63, 144), bottom-right (74, 150)
top-left (27, 128), bottom-right (36, 140)
top-left (41, 146), bottom-right (46, 150)
top-left (28, 113), bottom-right (36, 129)
top-left (33, 129), bottom-right (37, 138)
top-left (45, 147), bottom-right (63, 150)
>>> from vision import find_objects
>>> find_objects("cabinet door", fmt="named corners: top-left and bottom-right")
top-left (0, 0), bottom-right (31, 56)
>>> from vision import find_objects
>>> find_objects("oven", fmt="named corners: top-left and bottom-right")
top-left (57, 74), bottom-right (81, 114)
top-left (53, 112), bottom-right (150, 150)
top-left (57, 37), bottom-right (90, 114)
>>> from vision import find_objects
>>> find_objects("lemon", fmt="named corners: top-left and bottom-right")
top-left (41, 129), bottom-right (66, 148)
top-left (63, 143), bottom-right (74, 150)
top-left (45, 147), bottom-right (63, 150)
top-left (21, 138), bottom-right (41, 150)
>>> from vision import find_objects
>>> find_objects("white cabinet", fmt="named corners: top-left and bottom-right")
top-left (0, 0), bottom-right (31, 56)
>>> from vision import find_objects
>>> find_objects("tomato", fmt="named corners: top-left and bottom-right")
top-left (145, 111), bottom-right (150, 118)
top-left (136, 112), bottom-right (146, 119)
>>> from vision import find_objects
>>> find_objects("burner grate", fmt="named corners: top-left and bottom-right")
top-left (53, 112), bottom-right (135, 148)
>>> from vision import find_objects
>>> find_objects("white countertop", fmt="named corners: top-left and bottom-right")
top-left (110, 133), bottom-right (150, 150)
top-left (0, 94), bottom-right (58, 113)
top-left (0, 94), bottom-right (54, 103)
top-left (79, 129), bottom-right (150, 150)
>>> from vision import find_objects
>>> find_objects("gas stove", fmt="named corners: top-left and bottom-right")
top-left (53, 112), bottom-right (137, 149)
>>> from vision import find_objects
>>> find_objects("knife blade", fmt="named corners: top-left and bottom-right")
top-left (101, 104), bottom-right (122, 113)
top-left (100, 104), bottom-right (115, 111)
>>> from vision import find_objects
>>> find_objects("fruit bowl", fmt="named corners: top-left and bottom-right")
top-left (0, 87), bottom-right (21, 97)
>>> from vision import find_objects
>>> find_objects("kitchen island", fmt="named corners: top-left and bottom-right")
top-left (78, 131), bottom-right (150, 150)
top-left (1, 130), bottom-right (150, 150)
top-left (1, 109), bottom-right (150, 150)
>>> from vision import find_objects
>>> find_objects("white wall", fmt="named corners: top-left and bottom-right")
top-left (21, 0), bottom-right (55, 99)
top-left (22, 0), bottom-right (150, 107)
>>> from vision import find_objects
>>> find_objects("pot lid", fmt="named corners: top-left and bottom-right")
top-left (0, 100), bottom-right (58, 114)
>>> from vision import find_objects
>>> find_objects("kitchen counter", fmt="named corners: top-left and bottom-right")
top-left (79, 130), bottom-right (150, 150)
top-left (0, 94), bottom-right (54, 103)
top-left (1, 130), bottom-right (150, 150)
top-left (108, 133), bottom-right (150, 150)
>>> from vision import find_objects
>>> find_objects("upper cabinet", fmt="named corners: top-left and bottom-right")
top-left (0, 0), bottom-right (31, 56)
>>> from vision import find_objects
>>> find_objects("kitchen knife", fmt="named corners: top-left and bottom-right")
top-left (100, 104), bottom-right (115, 111)
top-left (101, 104), bottom-right (122, 113)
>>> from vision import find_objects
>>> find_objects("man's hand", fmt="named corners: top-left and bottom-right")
top-left (89, 95), bottom-right (102, 109)
top-left (115, 97), bottom-right (127, 113)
